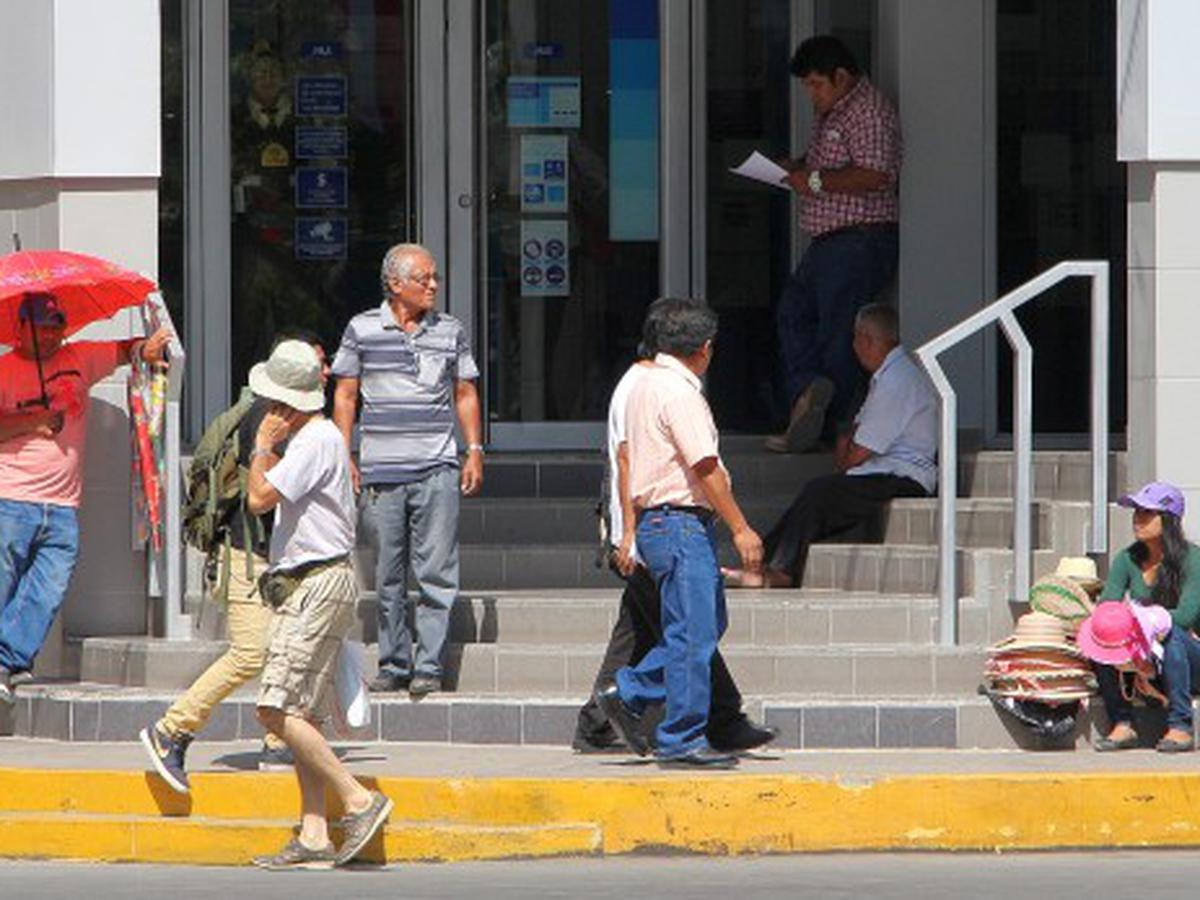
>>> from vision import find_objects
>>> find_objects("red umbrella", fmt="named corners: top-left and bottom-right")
top-left (0, 249), bottom-right (157, 345)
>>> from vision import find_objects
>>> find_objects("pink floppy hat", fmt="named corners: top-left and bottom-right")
top-left (1076, 601), bottom-right (1150, 666)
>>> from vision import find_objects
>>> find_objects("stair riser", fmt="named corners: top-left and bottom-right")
top-left (7, 692), bottom-right (1167, 751)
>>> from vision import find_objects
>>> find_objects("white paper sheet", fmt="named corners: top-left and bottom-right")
top-left (729, 151), bottom-right (792, 191)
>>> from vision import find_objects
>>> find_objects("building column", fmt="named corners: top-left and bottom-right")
top-left (0, 0), bottom-right (162, 674)
top-left (1119, 1), bottom-right (1200, 523)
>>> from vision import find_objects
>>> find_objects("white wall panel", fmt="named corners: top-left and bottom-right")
top-left (0, 3), bottom-right (54, 178)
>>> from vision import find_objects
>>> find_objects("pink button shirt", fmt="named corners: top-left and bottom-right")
top-left (801, 77), bottom-right (902, 237)
top-left (625, 354), bottom-right (727, 512)
top-left (0, 342), bottom-right (121, 508)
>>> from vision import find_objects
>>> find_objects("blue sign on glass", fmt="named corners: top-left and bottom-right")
top-left (302, 41), bottom-right (343, 60)
top-left (296, 75), bottom-right (347, 116)
top-left (295, 126), bottom-right (348, 160)
top-left (295, 167), bottom-right (348, 208)
top-left (295, 217), bottom-right (348, 260)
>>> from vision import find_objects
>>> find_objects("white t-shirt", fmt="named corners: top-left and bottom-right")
top-left (264, 418), bottom-right (356, 570)
top-left (606, 362), bottom-right (650, 555)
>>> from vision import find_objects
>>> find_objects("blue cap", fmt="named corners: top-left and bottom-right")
top-left (18, 293), bottom-right (66, 327)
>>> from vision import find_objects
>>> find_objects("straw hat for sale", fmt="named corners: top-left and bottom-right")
top-left (1053, 557), bottom-right (1104, 594)
top-left (1028, 574), bottom-right (1095, 624)
top-left (989, 611), bottom-right (1082, 656)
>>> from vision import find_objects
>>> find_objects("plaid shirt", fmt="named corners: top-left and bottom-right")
top-left (801, 78), bottom-right (902, 237)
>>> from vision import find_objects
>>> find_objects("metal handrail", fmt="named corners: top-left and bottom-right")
top-left (915, 261), bottom-right (1110, 646)
top-left (140, 292), bottom-right (189, 640)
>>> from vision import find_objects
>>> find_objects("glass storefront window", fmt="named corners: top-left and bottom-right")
top-left (228, 1), bottom-right (415, 393)
top-left (159, 0), bottom-right (185, 340)
top-left (704, 0), bottom-right (792, 432)
top-left (996, 0), bottom-right (1126, 435)
top-left (483, 0), bottom-right (661, 423)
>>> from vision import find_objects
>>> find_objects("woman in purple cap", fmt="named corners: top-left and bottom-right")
top-left (1093, 481), bottom-right (1200, 752)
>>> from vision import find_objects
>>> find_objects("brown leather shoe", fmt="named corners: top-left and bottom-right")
top-left (764, 377), bottom-right (834, 453)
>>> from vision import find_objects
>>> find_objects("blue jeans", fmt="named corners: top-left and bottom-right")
top-left (776, 225), bottom-right (899, 425)
top-left (0, 499), bottom-right (80, 672)
top-left (362, 466), bottom-right (459, 680)
top-left (1095, 624), bottom-right (1200, 731)
top-left (616, 509), bottom-right (727, 758)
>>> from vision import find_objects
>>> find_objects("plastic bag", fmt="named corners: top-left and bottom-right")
top-left (333, 639), bottom-right (371, 735)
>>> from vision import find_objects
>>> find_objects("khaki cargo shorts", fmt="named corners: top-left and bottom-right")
top-left (257, 560), bottom-right (357, 720)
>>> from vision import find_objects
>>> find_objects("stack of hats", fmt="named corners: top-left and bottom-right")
top-left (984, 611), bottom-right (1097, 702)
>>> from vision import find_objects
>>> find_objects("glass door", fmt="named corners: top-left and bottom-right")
top-left (227, 1), bottom-right (416, 394)
top-left (481, 1), bottom-right (662, 448)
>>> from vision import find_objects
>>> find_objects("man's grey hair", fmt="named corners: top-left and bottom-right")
top-left (855, 302), bottom-right (900, 344)
top-left (652, 298), bottom-right (719, 358)
top-left (380, 243), bottom-right (433, 299)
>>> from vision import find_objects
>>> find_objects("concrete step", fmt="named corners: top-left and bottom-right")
top-left (457, 495), bottom-right (1068, 550)
top-left (4, 684), bottom-right (1169, 751)
top-left (476, 448), bottom-right (1125, 502)
top-left (78, 634), bottom-right (988, 696)
top-left (182, 588), bottom-right (992, 649)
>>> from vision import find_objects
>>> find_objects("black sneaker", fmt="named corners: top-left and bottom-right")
top-left (368, 672), bottom-right (410, 693)
top-left (0, 667), bottom-right (12, 706)
top-left (139, 723), bottom-right (192, 794)
top-left (571, 732), bottom-right (629, 754)
top-left (594, 684), bottom-right (651, 756)
top-left (258, 741), bottom-right (294, 771)
top-left (709, 717), bottom-right (778, 754)
top-left (408, 675), bottom-right (441, 698)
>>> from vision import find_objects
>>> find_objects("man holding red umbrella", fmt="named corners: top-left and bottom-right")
top-left (0, 291), bottom-right (170, 701)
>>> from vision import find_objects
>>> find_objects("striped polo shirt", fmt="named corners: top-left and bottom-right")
top-left (332, 301), bottom-right (479, 485)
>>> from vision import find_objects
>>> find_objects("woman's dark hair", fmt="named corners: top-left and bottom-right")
top-left (789, 35), bottom-right (861, 79)
top-left (1131, 511), bottom-right (1189, 609)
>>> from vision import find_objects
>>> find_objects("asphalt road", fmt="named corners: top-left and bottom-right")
top-left (5, 851), bottom-right (1200, 899)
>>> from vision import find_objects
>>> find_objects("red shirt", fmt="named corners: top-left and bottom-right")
top-left (801, 78), bottom-right (902, 237)
top-left (0, 342), bottom-right (121, 508)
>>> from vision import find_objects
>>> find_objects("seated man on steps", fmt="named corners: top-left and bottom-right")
top-left (726, 303), bottom-right (936, 588)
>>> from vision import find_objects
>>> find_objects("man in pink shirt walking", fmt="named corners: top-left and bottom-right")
top-left (0, 292), bottom-right (170, 702)
top-left (596, 299), bottom-right (763, 768)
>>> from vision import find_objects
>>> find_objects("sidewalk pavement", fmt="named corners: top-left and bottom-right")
top-left (2, 739), bottom-right (1200, 865)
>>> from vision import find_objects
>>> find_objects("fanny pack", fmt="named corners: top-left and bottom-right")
top-left (257, 554), bottom-right (349, 609)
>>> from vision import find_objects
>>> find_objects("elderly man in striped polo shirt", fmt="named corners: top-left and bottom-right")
top-left (332, 243), bottom-right (483, 697)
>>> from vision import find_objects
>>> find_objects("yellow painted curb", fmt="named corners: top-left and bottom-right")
top-left (3, 767), bottom-right (1200, 863)
top-left (0, 814), bottom-right (601, 866)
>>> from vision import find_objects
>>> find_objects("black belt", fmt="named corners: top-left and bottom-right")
top-left (813, 222), bottom-right (898, 242)
top-left (637, 504), bottom-right (716, 524)
top-left (275, 553), bottom-right (350, 580)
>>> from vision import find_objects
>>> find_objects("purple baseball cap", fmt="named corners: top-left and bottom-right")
top-left (1117, 481), bottom-right (1185, 519)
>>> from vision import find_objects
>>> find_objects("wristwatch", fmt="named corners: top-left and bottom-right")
top-left (807, 169), bottom-right (824, 194)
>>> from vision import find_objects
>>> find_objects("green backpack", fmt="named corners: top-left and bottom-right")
top-left (181, 389), bottom-right (265, 600)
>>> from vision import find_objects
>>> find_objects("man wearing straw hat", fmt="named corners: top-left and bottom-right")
top-left (239, 340), bottom-right (391, 869)
top-left (0, 292), bottom-right (170, 703)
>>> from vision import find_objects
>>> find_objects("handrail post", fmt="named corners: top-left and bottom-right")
top-left (916, 351), bottom-right (958, 647)
top-left (1090, 262), bottom-right (1110, 552)
top-left (141, 292), bottom-right (189, 640)
top-left (999, 311), bottom-right (1033, 607)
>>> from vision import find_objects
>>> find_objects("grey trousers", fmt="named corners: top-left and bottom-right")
top-left (362, 466), bottom-right (460, 679)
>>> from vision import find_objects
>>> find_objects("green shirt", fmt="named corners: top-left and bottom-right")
top-left (1101, 543), bottom-right (1200, 631)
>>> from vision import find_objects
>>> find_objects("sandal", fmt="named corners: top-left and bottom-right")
top-left (1156, 731), bottom-right (1194, 753)
top-left (1095, 730), bottom-right (1139, 752)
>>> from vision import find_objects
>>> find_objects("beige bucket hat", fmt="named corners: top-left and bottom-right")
top-left (1053, 556), bottom-right (1103, 593)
